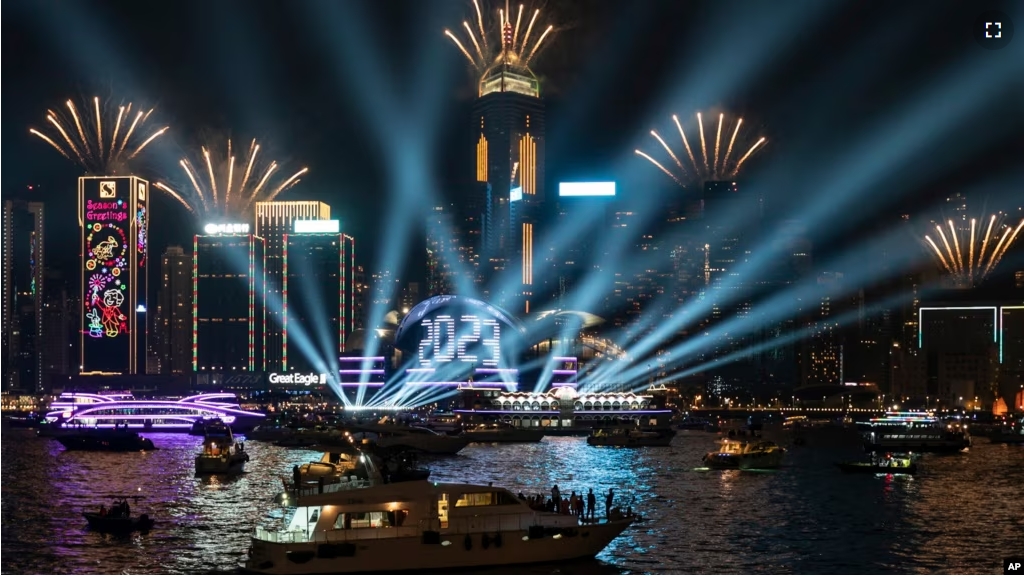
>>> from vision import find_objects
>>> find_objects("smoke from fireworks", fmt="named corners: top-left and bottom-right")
top-left (635, 112), bottom-right (767, 188)
top-left (923, 213), bottom-right (1024, 288)
top-left (29, 96), bottom-right (168, 174)
top-left (153, 138), bottom-right (309, 219)
top-left (444, 0), bottom-right (556, 76)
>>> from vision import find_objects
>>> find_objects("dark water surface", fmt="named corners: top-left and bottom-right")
top-left (1, 427), bottom-right (1020, 574)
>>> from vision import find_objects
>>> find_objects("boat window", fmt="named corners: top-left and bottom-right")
top-left (438, 494), bottom-right (449, 528)
top-left (333, 510), bottom-right (409, 529)
top-left (454, 491), bottom-right (520, 507)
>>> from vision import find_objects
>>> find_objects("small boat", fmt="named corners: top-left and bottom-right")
top-left (195, 418), bottom-right (249, 475)
top-left (836, 457), bottom-right (917, 475)
top-left (587, 427), bottom-right (676, 447)
top-left (463, 423), bottom-right (545, 443)
top-left (189, 419), bottom-right (208, 436)
top-left (83, 496), bottom-right (155, 533)
top-left (57, 428), bottom-right (156, 452)
top-left (703, 439), bottom-right (785, 470)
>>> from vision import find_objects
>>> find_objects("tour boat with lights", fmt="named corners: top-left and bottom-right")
top-left (195, 418), bottom-right (249, 475)
top-left (859, 412), bottom-right (971, 453)
top-left (244, 480), bottom-right (635, 574)
top-left (463, 422), bottom-right (546, 443)
top-left (587, 427), bottom-right (676, 447)
top-left (702, 439), bottom-right (786, 470)
top-left (43, 392), bottom-right (266, 432)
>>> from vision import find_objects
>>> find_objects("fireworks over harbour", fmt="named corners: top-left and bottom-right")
top-left (154, 137), bottom-right (309, 219)
top-left (29, 96), bottom-right (168, 174)
top-left (924, 213), bottom-right (1024, 288)
top-left (444, 0), bottom-right (556, 76)
top-left (636, 112), bottom-right (767, 188)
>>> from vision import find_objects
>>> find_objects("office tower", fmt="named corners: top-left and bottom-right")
top-left (352, 265), bottom-right (367, 332)
top-left (426, 205), bottom-right (458, 296)
top-left (78, 176), bottom-right (148, 374)
top-left (472, 59), bottom-right (545, 311)
top-left (370, 269), bottom-right (398, 311)
top-left (399, 282), bottom-right (420, 314)
top-left (916, 305), bottom-right (999, 407)
top-left (254, 201), bottom-right (331, 370)
top-left (193, 229), bottom-right (266, 372)
top-left (799, 272), bottom-right (844, 388)
top-left (1000, 305), bottom-right (1023, 407)
top-left (41, 271), bottom-right (71, 387)
top-left (156, 246), bottom-right (192, 374)
top-left (3, 200), bottom-right (45, 390)
top-left (283, 221), bottom-right (354, 371)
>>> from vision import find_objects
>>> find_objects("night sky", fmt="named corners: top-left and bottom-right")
top-left (4, 0), bottom-right (1023, 289)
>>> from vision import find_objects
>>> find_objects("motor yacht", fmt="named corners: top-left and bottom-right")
top-left (351, 425), bottom-right (469, 455)
top-left (859, 412), bottom-right (971, 453)
top-left (463, 423), bottom-right (545, 443)
top-left (195, 419), bottom-right (249, 475)
top-left (587, 427), bottom-right (676, 447)
top-left (244, 480), bottom-right (634, 574)
top-left (702, 438), bottom-right (785, 470)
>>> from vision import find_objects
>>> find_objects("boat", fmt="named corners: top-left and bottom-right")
top-left (56, 427), bottom-right (157, 451)
top-left (189, 419), bottom-right (208, 436)
top-left (676, 416), bottom-right (710, 430)
top-left (988, 416), bottom-right (1024, 444)
top-left (837, 452), bottom-right (917, 475)
top-left (351, 425), bottom-right (469, 455)
top-left (586, 427), bottom-right (676, 447)
top-left (244, 480), bottom-right (635, 574)
top-left (195, 418), bottom-right (249, 475)
top-left (859, 412), bottom-right (971, 453)
top-left (83, 496), bottom-right (155, 533)
top-left (43, 391), bottom-right (265, 432)
top-left (702, 439), bottom-right (785, 470)
top-left (463, 423), bottom-right (545, 443)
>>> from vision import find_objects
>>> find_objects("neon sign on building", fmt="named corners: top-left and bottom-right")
top-left (79, 177), bottom-right (148, 374)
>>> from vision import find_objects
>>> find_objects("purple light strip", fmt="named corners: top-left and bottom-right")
top-left (551, 370), bottom-right (578, 374)
top-left (403, 382), bottom-right (518, 387)
top-left (65, 415), bottom-right (231, 422)
top-left (551, 383), bottom-right (578, 388)
top-left (454, 409), bottom-right (671, 415)
top-left (181, 393), bottom-right (238, 403)
top-left (338, 369), bottom-right (385, 374)
top-left (552, 357), bottom-right (577, 362)
top-left (454, 409), bottom-right (559, 415)
top-left (70, 401), bottom-right (265, 418)
top-left (339, 356), bottom-right (384, 362)
top-left (64, 423), bottom-right (207, 429)
top-left (337, 383), bottom-right (385, 387)
top-left (475, 368), bottom-right (519, 373)
top-left (406, 368), bottom-right (436, 372)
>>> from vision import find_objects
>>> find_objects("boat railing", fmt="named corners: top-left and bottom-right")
top-left (254, 525), bottom-right (421, 543)
top-left (291, 478), bottom-right (374, 497)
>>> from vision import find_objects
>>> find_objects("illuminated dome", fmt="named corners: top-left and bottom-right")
top-left (554, 386), bottom-right (579, 401)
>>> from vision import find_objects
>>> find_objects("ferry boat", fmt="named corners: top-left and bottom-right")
top-left (587, 427), bottom-right (676, 447)
top-left (703, 439), bottom-right (785, 470)
top-left (463, 423), bottom-right (545, 443)
top-left (195, 418), bottom-right (249, 475)
top-left (859, 412), bottom-right (971, 453)
top-left (44, 392), bottom-right (265, 432)
top-left (988, 416), bottom-right (1024, 444)
top-left (244, 480), bottom-right (634, 574)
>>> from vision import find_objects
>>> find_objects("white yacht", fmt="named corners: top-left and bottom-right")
top-left (353, 425), bottom-right (469, 455)
top-left (703, 438), bottom-right (786, 470)
top-left (859, 412), bottom-right (971, 453)
top-left (244, 480), bottom-right (633, 574)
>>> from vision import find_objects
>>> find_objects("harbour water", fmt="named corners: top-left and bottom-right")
top-left (1, 426), bottom-right (1020, 574)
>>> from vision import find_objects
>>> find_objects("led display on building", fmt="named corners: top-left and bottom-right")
top-left (79, 176), bottom-right (148, 374)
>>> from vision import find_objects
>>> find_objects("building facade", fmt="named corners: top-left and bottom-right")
top-left (3, 200), bottom-right (45, 390)
top-left (156, 245), bottom-right (192, 374)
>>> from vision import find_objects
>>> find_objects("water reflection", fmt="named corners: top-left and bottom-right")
top-left (1, 427), bottom-right (1020, 574)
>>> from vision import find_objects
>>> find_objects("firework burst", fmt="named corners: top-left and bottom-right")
top-left (153, 137), bottom-right (308, 219)
top-left (444, 0), bottom-right (556, 76)
top-left (635, 112), bottom-right (767, 188)
top-left (923, 213), bottom-right (1024, 288)
top-left (29, 96), bottom-right (168, 174)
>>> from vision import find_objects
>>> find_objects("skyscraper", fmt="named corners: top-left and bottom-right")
top-left (41, 270), bottom-right (71, 388)
top-left (156, 246), bottom-right (192, 374)
top-left (3, 200), bottom-right (45, 390)
top-left (254, 201), bottom-right (331, 370)
top-left (78, 176), bottom-right (148, 374)
top-left (193, 229), bottom-right (265, 372)
top-left (283, 221), bottom-right (354, 372)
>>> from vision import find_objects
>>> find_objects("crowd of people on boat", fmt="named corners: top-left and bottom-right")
top-left (517, 485), bottom-right (632, 522)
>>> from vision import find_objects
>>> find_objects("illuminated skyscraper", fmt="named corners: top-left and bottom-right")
top-left (155, 246), bottom-right (192, 374)
top-left (78, 176), bottom-right (148, 375)
top-left (3, 200), bottom-right (45, 390)
top-left (473, 65), bottom-right (545, 311)
top-left (254, 201), bottom-right (331, 370)
top-left (283, 221), bottom-right (354, 372)
top-left (193, 228), bottom-right (265, 373)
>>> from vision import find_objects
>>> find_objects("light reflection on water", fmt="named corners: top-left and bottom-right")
top-left (1, 427), bottom-right (1021, 574)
